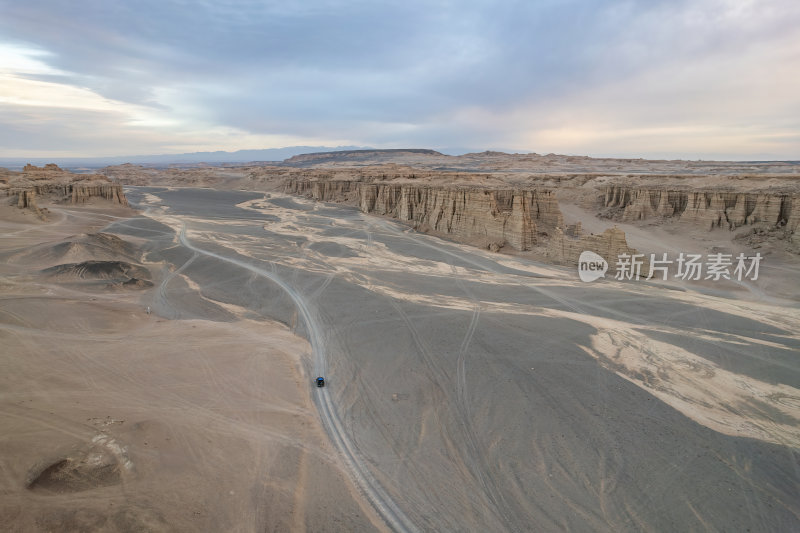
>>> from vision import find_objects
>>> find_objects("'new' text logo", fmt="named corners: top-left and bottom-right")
top-left (578, 251), bottom-right (608, 282)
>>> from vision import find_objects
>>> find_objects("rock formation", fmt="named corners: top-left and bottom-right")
top-left (603, 186), bottom-right (798, 231)
top-left (70, 183), bottom-right (128, 205)
top-left (22, 163), bottom-right (63, 177)
top-left (2, 164), bottom-right (129, 217)
top-left (548, 226), bottom-right (649, 275)
top-left (17, 189), bottom-right (36, 208)
top-left (286, 179), bottom-right (563, 251)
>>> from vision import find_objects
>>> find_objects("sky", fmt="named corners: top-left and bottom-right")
top-left (0, 0), bottom-right (798, 160)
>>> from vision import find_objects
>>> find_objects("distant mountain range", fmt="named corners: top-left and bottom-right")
top-left (2, 146), bottom-right (796, 171)
top-left (0, 146), bottom-right (374, 170)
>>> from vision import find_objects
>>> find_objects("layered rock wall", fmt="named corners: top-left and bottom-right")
top-left (7, 182), bottom-right (128, 207)
top-left (548, 227), bottom-right (648, 274)
top-left (17, 189), bottom-right (36, 208)
top-left (4, 164), bottom-right (129, 218)
top-left (286, 179), bottom-right (563, 250)
top-left (603, 186), bottom-right (798, 231)
top-left (69, 183), bottom-right (128, 205)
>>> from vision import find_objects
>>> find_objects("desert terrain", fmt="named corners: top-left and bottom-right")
top-left (107, 150), bottom-right (800, 300)
top-left (1, 153), bottom-right (799, 531)
top-left (0, 172), bottom-right (382, 531)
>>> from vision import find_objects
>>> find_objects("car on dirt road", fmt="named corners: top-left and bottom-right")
top-left (316, 376), bottom-right (325, 387)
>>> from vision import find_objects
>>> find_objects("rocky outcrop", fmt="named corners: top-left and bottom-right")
top-left (4, 163), bottom-right (129, 215)
top-left (17, 189), bottom-right (36, 208)
top-left (286, 179), bottom-right (563, 251)
top-left (548, 227), bottom-right (648, 274)
top-left (22, 163), bottom-right (63, 178)
top-left (5, 188), bottom-right (46, 219)
top-left (69, 183), bottom-right (128, 205)
top-left (603, 186), bottom-right (798, 231)
top-left (6, 182), bottom-right (128, 209)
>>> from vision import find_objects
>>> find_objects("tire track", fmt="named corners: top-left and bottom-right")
top-left (451, 263), bottom-right (481, 416)
top-left (178, 222), bottom-right (418, 533)
top-left (385, 296), bottom-right (513, 529)
top-left (154, 249), bottom-right (198, 318)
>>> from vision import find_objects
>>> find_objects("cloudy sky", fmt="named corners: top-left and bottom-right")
top-left (0, 0), bottom-right (798, 160)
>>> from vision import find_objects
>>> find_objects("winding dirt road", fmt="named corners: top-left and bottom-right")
top-left (178, 223), bottom-right (419, 533)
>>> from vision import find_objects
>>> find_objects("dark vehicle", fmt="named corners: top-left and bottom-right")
top-left (316, 376), bottom-right (325, 387)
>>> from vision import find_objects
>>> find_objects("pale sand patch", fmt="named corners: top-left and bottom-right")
top-left (544, 308), bottom-right (800, 448)
top-left (324, 269), bottom-right (800, 448)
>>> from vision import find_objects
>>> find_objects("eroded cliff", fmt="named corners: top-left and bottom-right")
top-left (603, 186), bottom-right (799, 231)
top-left (547, 226), bottom-right (648, 274)
top-left (286, 179), bottom-right (564, 251)
top-left (2, 164), bottom-right (128, 218)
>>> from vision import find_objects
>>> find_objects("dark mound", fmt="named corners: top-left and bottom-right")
top-left (118, 277), bottom-right (155, 290)
top-left (41, 260), bottom-right (151, 282)
top-left (7, 232), bottom-right (139, 267)
top-left (27, 456), bottom-right (121, 494)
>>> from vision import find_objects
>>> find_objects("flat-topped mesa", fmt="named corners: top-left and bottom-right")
top-left (286, 179), bottom-right (564, 251)
top-left (22, 163), bottom-right (65, 174)
top-left (603, 186), bottom-right (799, 232)
top-left (4, 164), bottom-right (129, 215)
top-left (11, 181), bottom-right (129, 207)
top-left (69, 182), bottom-right (128, 205)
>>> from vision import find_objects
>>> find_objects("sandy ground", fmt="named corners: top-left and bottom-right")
top-left (131, 188), bottom-right (800, 531)
top-left (0, 201), bottom-right (382, 532)
top-left (2, 188), bottom-right (799, 532)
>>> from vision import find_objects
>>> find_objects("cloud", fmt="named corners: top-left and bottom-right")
top-left (0, 100), bottom-right (355, 158)
top-left (0, 0), bottom-right (797, 158)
